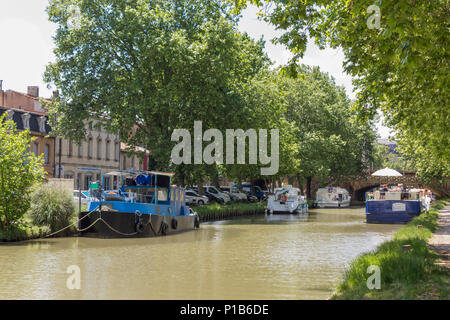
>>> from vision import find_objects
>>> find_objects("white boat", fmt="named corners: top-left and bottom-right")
top-left (315, 187), bottom-right (351, 208)
top-left (267, 185), bottom-right (308, 214)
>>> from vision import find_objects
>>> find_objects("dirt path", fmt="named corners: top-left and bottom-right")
top-left (428, 203), bottom-right (450, 268)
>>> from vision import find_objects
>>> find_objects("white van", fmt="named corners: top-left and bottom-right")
top-left (220, 186), bottom-right (247, 201)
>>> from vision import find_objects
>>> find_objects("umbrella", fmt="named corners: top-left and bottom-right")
top-left (371, 167), bottom-right (403, 177)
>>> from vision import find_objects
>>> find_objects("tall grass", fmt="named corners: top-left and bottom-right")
top-left (333, 198), bottom-right (449, 300)
top-left (28, 185), bottom-right (76, 235)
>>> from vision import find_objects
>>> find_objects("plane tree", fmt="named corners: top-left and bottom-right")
top-left (230, 0), bottom-right (450, 182)
top-left (44, 0), bottom-right (270, 180)
top-left (283, 66), bottom-right (376, 197)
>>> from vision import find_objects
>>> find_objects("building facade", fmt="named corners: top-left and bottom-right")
top-left (120, 143), bottom-right (152, 173)
top-left (0, 106), bottom-right (55, 177)
top-left (56, 120), bottom-right (120, 190)
top-left (1, 84), bottom-right (121, 189)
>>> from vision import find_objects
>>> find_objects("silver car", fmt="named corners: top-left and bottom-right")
top-left (185, 190), bottom-right (209, 205)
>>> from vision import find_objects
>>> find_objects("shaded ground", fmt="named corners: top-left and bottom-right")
top-left (428, 203), bottom-right (450, 268)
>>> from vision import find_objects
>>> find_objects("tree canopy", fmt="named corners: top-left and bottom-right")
top-left (231, 0), bottom-right (449, 182)
top-left (45, 0), bottom-right (378, 189)
top-left (45, 0), bottom-right (270, 170)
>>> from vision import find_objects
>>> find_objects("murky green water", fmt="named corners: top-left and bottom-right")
top-left (0, 207), bottom-right (400, 299)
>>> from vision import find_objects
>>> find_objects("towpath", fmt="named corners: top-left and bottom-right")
top-left (428, 203), bottom-right (450, 268)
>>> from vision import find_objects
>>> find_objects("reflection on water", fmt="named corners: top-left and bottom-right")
top-left (0, 207), bottom-right (400, 299)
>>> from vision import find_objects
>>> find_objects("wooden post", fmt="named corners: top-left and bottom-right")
top-left (78, 186), bottom-right (82, 215)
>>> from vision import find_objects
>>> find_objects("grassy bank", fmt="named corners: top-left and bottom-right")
top-left (194, 202), bottom-right (266, 221)
top-left (0, 211), bottom-right (80, 242)
top-left (332, 198), bottom-right (449, 300)
top-left (0, 222), bottom-right (50, 242)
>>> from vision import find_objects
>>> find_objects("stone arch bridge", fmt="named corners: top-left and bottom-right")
top-left (254, 171), bottom-right (448, 201)
top-left (341, 172), bottom-right (450, 201)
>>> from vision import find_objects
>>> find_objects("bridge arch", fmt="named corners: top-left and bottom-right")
top-left (353, 184), bottom-right (379, 201)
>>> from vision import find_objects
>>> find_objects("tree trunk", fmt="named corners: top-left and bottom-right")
top-left (212, 172), bottom-right (220, 188)
top-left (296, 173), bottom-right (301, 193)
top-left (306, 176), bottom-right (312, 199)
top-left (198, 182), bottom-right (205, 195)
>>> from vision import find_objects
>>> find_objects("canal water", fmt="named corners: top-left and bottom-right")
top-left (0, 207), bottom-right (399, 299)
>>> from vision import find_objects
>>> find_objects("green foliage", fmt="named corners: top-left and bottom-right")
top-left (29, 184), bottom-right (76, 233)
top-left (222, 66), bottom-right (377, 187)
top-left (231, 0), bottom-right (450, 183)
top-left (372, 144), bottom-right (414, 172)
top-left (333, 200), bottom-right (450, 299)
top-left (45, 0), bottom-right (379, 186)
top-left (284, 65), bottom-right (377, 186)
top-left (0, 114), bottom-right (45, 231)
top-left (45, 0), bottom-right (269, 179)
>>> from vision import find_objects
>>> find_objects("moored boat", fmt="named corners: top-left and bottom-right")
top-left (365, 186), bottom-right (431, 224)
top-left (315, 187), bottom-right (351, 208)
top-left (78, 170), bottom-right (200, 238)
top-left (267, 185), bottom-right (308, 214)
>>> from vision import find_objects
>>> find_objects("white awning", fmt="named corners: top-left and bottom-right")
top-left (371, 167), bottom-right (403, 177)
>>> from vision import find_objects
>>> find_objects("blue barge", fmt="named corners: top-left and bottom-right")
top-left (78, 170), bottom-right (200, 238)
top-left (365, 189), bottom-right (429, 224)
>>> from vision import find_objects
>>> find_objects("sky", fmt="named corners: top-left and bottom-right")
top-left (0, 0), bottom-right (391, 137)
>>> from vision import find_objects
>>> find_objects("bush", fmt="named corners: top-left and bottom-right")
top-left (0, 113), bottom-right (45, 231)
top-left (29, 185), bottom-right (75, 233)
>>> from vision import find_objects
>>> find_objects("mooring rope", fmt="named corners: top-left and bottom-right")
top-left (99, 218), bottom-right (138, 236)
top-left (76, 217), bottom-right (102, 232)
top-left (148, 218), bottom-right (158, 236)
top-left (42, 206), bottom-right (100, 238)
top-left (41, 205), bottom-right (161, 238)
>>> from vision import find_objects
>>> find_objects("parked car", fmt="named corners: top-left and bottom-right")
top-left (185, 190), bottom-right (209, 205)
top-left (203, 186), bottom-right (231, 204)
top-left (238, 184), bottom-right (267, 201)
top-left (73, 190), bottom-right (90, 205)
top-left (220, 186), bottom-right (247, 202)
top-left (192, 187), bottom-right (221, 204)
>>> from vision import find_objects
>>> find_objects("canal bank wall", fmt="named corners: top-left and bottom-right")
top-left (332, 198), bottom-right (450, 300)
top-left (197, 206), bottom-right (266, 222)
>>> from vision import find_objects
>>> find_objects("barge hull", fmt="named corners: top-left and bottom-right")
top-left (365, 200), bottom-right (421, 224)
top-left (78, 211), bottom-right (198, 238)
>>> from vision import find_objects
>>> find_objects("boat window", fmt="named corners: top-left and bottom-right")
top-left (158, 188), bottom-right (168, 202)
top-left (124, 187), bottom-right (155, 203)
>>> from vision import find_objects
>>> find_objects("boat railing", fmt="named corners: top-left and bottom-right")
top-left (366, 191), bottom-right (423, 201)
